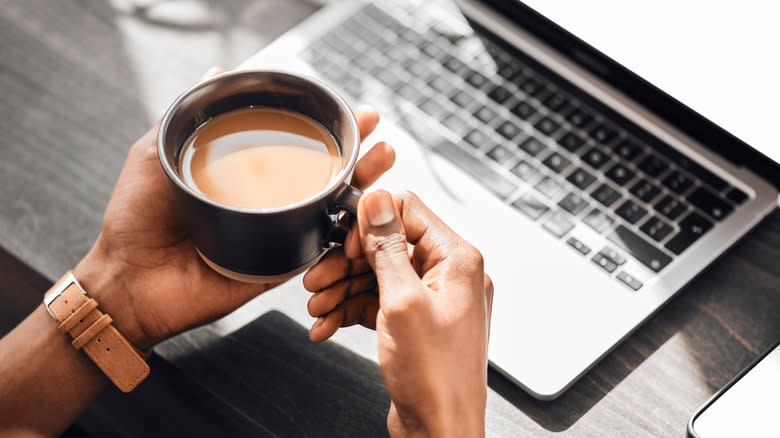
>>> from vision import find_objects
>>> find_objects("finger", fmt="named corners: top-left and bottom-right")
top-left (340, 293), bottom-right (379, 330)
top-left (200, 66), bottom-right (224, 81)
top-left (396, 191), bottom-right (473, 274)
top-left (307, 272), bottom-right (377, 317)
top-left (344, 224), bottom-right (362, 260)
top-left (358, 190), bottom-right (419, 307)
top-left (309, 307), bottom-right (344, 342)
top-left (355, 105), bottom-right (380, 142)
top-left (484, 273), bottom-right (494, 341)
top-left (351, 141), bottom-right (396, 190)
top-left (302, 249), bottom-right (371, 292)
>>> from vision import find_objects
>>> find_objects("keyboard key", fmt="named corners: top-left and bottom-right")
top-left (442, 55), bottom-right (466, 73)
top-left (429, 75), bottom-right (452, 93)
top-left (512, 193), bottom-right (549, 220)
top-left (616, 271), bottom-right (643, 291)
top-left (511, 101), bottom-right (536, 120)
top-left (616, 200), bottom-right (648, 224)
top-left (608, 225), bottom-right (673, 272)
top-left (497, 59), bottom-right (523, 81)
top-left (583, 208), bottom-right (615, 233)
top-left (396, 83), bottom-right (426, 104)
top-left (688, 187), bottom-right (734, 221)
top-left (543, 152), bottom-right (571, 174)
top-left (419, 98), bottom-right (443, 117)
top-left (518, 76), bottom-right (544, 96)
top-left (662, 171), bottom-right (694, 194)
top-left (591, 183), bottom-right (622, 207)
top-left (599, 247), bottom-right (627, 265)
top-left (440, 113), bottom-right (471, 136)
top-left (450, 90), bottom-right (471, 108)
top-left (638, 154), bottom-right (669, 178)
top-left (466, 70), bottom-right (490, 89)
top-left (567, 236), bottom-right (591, 255)
top-left (421, 40), bottom-right (446, 59)
top-left (581, 147), bottom-right (610, 169)
top-left (664, 212), bottom-right (714, 255)
top-left (557, 131), bottom-right (586, 152)
top-left (487, 145), bottom-right (515, 165)
top-left (567, 167), bottom-right (596, 190)
top-left (591, 253), bottom-right (618, 273)
top-left (543, 91), bottom-right (570, 112)
top-left (405, 60), bottom-right (435, 81)
top-left (605, 163), bottom-right (636, 186)
top-left (535, 176), bottom-right (564, 199)
top-left (432, 141), bottom-right (517, 198)
top-left (497, 120), bottom-right (522, 140)
top-left (630, 179), bottom-right (662, 203)
top-left (613, 139), bottom-right (643, 162)
top-left (566, 108), bottom-right (593, 128)
top-left (640, 216), bottom-right (674, 242)
top-left (488, 85), bottom-right (513, 104)
top-left (543, 210), bottom-right (575, 238)
top-left (534, 117), bottom-right (560, 136)
top-left (374, 68), bottom-right (404, 90)
top-left (654, 195), bottom-right (688, 221)
top-left (465, 130), bottom-right (489, 148)
top-left (511, 160), bottom-right (541, 182)
top-left (475, 105), bottom-right (498, 124)
top-left (725, 187), bottom-right (749, 205)
top-left (652, 141), bottom-right (729, 191)
top-left (588, 123), bottom-right (618, 145)
top-left (559, 192), bottom-right (588, 215)
top-left (519, 138), bottom-right (547, 157)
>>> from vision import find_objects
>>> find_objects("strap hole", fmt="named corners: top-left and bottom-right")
top-left (106, 348), bottom-right (110, 352)
top-left (79, 319), bottom-right (83, 324)
top-left (97, 338), bottom-right (101, 343)
top-left (71, 310), bottom-right (75, 313)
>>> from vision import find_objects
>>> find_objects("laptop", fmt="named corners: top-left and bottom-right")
top-left (237, 0), bottom-right (780, 399)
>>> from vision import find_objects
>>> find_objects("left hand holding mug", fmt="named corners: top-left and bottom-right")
top-left (73, 67), bottom-right (395, 351)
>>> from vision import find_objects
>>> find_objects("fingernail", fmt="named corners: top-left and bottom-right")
top-left (312, 316), bottom-right (325, 330)
top-left (356, 104), bottom-right (375, 113)
top-left (365, 191), bottom-right (395, 227)
top-left (201, 66), bottom-right (221, 80)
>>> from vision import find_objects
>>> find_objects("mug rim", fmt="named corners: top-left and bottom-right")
top-left (157, 69), bottom-right (361, 214)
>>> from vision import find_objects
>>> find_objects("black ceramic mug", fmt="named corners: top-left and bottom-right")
top-left (158, 70), bottom-right (362, 283)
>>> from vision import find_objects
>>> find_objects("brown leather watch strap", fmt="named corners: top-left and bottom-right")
top-left (44, 272), bottom-right (150, 392)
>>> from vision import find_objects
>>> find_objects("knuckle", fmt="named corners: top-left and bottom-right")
top-left (365, 232), bottom-right (407, 257)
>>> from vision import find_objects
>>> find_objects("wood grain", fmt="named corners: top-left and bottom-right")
top-left (1, 0), bottom-right (779, 437)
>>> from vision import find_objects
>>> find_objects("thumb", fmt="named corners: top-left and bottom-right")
top-left (358, 190), bottom-right (419, 299)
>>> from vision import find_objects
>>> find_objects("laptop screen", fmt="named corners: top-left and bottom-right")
top-left (519, 1), bottom-right (780, 165)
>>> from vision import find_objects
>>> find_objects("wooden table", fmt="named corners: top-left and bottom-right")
top-left (1, 1), bottom-right (779, 436)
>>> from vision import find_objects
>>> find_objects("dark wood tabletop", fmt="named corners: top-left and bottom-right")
top-left (2, 1), bottom-right (779, 437)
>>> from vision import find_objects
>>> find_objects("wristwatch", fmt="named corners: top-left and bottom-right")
top-left (43, 271), bottom-right (150, 392)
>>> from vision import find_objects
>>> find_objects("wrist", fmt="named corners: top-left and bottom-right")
top-left (391, 399), bottom-right (485, 438)
top-left (73, 237), bottom-right (156, 351)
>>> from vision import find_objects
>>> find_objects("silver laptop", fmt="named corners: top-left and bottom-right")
top-left (237, 0), bottom-right (780, 399)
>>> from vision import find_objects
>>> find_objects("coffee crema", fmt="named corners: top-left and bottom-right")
top-left (179, 107), bottom-right (341, 209)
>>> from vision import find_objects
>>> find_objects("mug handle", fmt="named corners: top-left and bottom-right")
top-left (325, 184), bottom-right (363, 245)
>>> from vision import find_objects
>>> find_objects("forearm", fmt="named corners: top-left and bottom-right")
top-left (0, 304), bottom-right (107, 437)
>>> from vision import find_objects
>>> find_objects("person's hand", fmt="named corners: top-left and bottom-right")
top-left (73, 67), bottom-right (395, 351)
top-left (303, 190), bottom-right (493, 437)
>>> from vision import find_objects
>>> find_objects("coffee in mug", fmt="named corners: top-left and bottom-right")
top-left (178, 107), bottom-right (341, 209)
top-left (158, 70), bottom-right (363, 283)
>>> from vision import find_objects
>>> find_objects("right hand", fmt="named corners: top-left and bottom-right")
top-left (303, 191), bottom-right (493, 437)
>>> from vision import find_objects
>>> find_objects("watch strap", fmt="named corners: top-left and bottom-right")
top-left (44, 272), bottom-right (150, 392)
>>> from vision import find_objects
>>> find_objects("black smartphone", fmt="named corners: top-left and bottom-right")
top-left (687, 340), bottom-right (780, 437)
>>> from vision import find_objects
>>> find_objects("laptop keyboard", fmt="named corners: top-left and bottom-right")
top-left (300, 2), bottom-right (749, 290)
